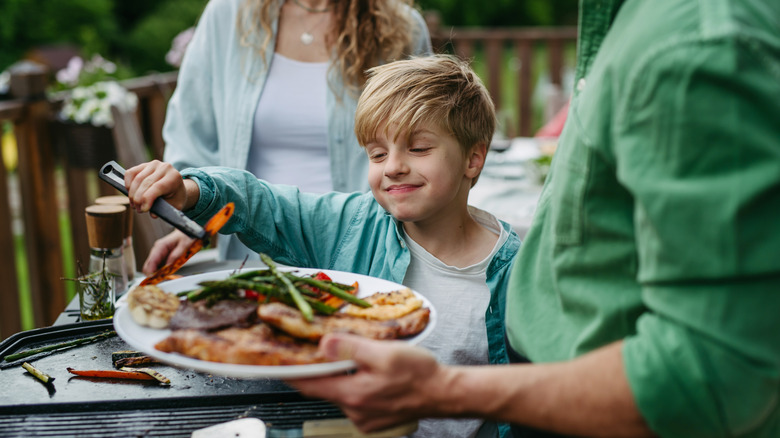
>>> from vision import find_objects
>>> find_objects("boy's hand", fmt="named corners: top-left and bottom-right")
top-left (142, 230), bottom-right (196, 275)
top-left (125, 160), bottom-right (195, 214)
top-left (286, 334), bottom-right (447, 432)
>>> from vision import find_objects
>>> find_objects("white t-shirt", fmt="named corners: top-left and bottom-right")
top-left (403, 207), bottom-right (510, 438)
top-left (248, 52), bottom-right (332, 193)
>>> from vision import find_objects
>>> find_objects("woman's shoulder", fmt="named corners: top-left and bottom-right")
top-left (199, 0), bottom-right (248, 25)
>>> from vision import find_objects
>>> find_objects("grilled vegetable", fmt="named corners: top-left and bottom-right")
top-left (3, 331), bottom-right (116, 362)
top-left (67, 367), bottom-right (157, 381)
top-left (120, 367), bottom-right (171, 384)
top-left (261, 254), bottom-right (313, 321)
top-left (22, 362), bottom-right (54, 384)
top-left (112, 351), bottom-right (160, 368)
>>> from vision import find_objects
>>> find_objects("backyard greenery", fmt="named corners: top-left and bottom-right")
top-left (0, 0), bottom-right (578, 73)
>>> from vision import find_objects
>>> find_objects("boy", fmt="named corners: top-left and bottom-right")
top-left (126, 55), bottom-right (520, 438)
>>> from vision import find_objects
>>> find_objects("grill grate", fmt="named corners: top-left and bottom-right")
top-left (0, 400), bottom-right (343, 437)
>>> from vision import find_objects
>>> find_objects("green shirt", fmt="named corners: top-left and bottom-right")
top-left (505, 0), bottom-right (780, 436)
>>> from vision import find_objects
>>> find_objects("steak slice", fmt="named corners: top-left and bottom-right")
top-left (257, 302), bottom-right (430, 342)
top-left (155, 324), bottom-right (327, 365)
top-left (168, 299), bottom-right (258, 331)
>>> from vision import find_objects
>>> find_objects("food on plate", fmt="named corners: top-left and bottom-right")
top-left (155, 324), bottom-right (327, 365)
top-left (169, 299), bottom-right (258, 331)
top-left (258, 301), bottom-right (430, 342)
top-left (127, 285), bottom-right (180, 329)
top-left (342, 288), bottom-right (423, 320)
top-left (133, 255), bottom-right (431, 367)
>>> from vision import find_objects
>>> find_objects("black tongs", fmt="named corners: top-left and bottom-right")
top-left (99, 161), bottom-right (208, 242)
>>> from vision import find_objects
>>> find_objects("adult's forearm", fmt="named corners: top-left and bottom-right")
top-left (445, 341), bottom-right (654, 437)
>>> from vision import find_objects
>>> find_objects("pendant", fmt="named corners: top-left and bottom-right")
top-left (301, 32), bottom-right (314, 45)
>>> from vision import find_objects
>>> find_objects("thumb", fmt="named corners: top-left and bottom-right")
top-left (320, 333), bottom-right (384, 364)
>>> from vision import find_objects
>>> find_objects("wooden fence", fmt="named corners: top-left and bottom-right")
top-left (0, 22), bottom-right (577, 340)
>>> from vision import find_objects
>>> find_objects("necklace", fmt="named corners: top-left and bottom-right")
top-left (291, 0), bottom-right (331, 13)
top-left (297, 9), bottom-right (330, 45)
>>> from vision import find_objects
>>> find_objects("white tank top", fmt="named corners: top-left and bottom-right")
top-left (248, 53), bottom-right (332, 193)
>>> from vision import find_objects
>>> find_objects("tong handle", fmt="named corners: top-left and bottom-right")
top-left (99, 161), bottom-right (208, 241)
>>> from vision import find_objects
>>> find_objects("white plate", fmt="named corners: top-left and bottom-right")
top-left (114, 267), bottom-right (437, 379)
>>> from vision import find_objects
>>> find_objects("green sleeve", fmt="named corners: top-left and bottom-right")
top-left (616, 38), bottom-right (780, 437)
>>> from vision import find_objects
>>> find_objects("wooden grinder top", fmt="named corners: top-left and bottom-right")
top-left (94, 195), bottom-right (133, 238)
top-left (85, 204), bottom-right (126, 249)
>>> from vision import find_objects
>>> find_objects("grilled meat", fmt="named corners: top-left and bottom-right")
top-left (155, 324), bottom-right (327, 365)
top-left (257, 302), bottom-right (430, 342)
top-left (168, 299), bottom-right (258, 331)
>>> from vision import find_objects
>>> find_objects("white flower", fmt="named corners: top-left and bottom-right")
top-left (56, 57), bottom-right (84, 87)
top-left (59, 81), bottom-right (138, 128)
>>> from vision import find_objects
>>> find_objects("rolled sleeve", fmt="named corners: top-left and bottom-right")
top-left (616, 38), bottom-right (780, 436)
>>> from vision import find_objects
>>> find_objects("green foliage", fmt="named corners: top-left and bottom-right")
top-left (0, 0), bottom-right (118, 71)
top-left (122, 0), bottom-right (207, 74)
top-left (416, 0), bottom-right (578, 26)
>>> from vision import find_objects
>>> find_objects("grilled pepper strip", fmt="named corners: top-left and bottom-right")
top-left (67, 367), bottom-right (156, 381)
top-left (121, 367), bottom-right (171, 384)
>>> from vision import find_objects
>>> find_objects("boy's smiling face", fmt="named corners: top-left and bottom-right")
top-left (365, 122), bottom-right (482, 225)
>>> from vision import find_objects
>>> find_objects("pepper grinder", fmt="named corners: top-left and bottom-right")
top-left (94, 195), bottom-right (136, 283)
top-left (83, 205), bottom-right (128, 320)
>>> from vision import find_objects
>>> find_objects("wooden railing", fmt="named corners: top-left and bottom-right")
top-left (0, 63), bottom-right (176, 340)
top-left (0, 21), bottom-right (577, 340)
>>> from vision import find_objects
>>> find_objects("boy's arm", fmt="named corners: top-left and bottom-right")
top-left (180, 167), bottom-right (372, 269)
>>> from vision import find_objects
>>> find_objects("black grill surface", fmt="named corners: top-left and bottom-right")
top-left (0, 320), bottom-right (345, 437)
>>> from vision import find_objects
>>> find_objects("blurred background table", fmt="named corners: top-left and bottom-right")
top-left (470, 137), bottom-right (548, 238)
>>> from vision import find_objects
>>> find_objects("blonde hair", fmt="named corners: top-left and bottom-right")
top-left (238, 0), bottom-right (419, 93)
top-left (355, 55), bottom-right (496, 174)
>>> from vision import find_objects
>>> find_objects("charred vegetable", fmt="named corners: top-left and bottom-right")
top-left (67, 367), bottom-right (170, 384)
top-left (22, 362), bottom-right (54, 384)
top-left (3, 331), bottom-right (116, 362)
top-left (112, 351), bottom-right (160, 368)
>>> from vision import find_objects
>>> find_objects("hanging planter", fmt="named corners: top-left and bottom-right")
top-left (52, 119), bottom-right (117, 169)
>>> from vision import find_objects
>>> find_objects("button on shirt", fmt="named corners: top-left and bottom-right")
top-left (505, 0), bottom-right (780, 436)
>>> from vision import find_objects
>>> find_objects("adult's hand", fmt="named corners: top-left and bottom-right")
top-left (142, 230), bottom-right (196, 275)
top-left (287, 333), bottom-right (451, 432)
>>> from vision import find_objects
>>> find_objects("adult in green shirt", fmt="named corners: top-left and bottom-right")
top-left (291, 0), bottom-right (780, 436)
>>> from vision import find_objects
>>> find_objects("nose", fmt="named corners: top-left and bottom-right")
top-left (383, 150), bottom-right (409, 178)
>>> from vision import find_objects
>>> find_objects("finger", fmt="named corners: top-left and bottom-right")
top-left (320, 333), bottom-right (385, 364)
top-left (141, 231), bottom-right (181, 275)
top-left (127, 162), bottom-right (162, 212)
top-left (136, 163), bottom-right (178, 212)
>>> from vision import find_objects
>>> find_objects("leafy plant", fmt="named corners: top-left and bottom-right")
top-left (53, 55), bottom-right (137, 127)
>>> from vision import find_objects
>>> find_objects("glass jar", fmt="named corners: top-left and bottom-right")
top-left (78, 247), bottom-right (125, 321)
top-left (94, 195), bottom-right (136, 284)
top-left (82, 204), bottom-right (128, 320)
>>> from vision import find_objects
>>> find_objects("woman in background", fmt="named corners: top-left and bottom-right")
top-left (144, 0), bottom-right (432, 273)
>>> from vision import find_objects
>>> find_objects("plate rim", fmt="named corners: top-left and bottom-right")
top-left (114, 267), bottom-right (436, 379)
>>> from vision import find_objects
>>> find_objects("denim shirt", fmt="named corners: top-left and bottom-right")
top-left (181, 167), bottom-right (521, 367)
top-left (163, 0), bottom-right (432, 260)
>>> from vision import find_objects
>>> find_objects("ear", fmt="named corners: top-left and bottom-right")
top-left (465, 142), bottom-right (487, 179)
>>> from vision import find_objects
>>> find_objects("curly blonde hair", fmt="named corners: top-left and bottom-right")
top-left (238, 0), bottom-right (419, 93)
